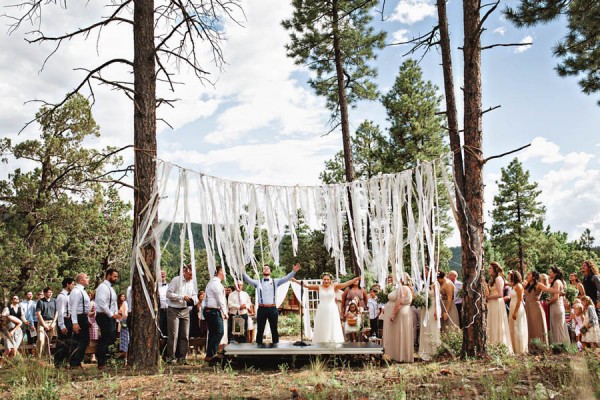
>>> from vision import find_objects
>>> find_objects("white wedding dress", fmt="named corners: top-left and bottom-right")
top-left (312, 285), bottom-right (344, 343)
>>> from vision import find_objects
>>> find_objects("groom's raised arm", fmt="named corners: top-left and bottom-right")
top-left (242, 271), bottom-right (259, 288)
top-left (274, 263), bottom-right (301, 286)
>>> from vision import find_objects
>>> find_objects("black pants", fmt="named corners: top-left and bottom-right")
top-left (54, 319), bottom-right (72, 367)
top-left (70, 315), bottom-right (89, 367)
top-left (456, 303), bottom-right (463, 328)
top-left (96, 313), bottom-right (117, 367)
top-left (159, 308), bottom-right (168, 338)
top-left (204, 309), bottom-right (223, 358)
top-left (256, 306), bottom-right (279, 344)
top-left (370, 318), bottom-right (379, 337)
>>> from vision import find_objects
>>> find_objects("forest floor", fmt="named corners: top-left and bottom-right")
top-left (1, 345), bottom-right (599, 399)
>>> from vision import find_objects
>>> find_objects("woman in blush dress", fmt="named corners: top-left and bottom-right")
top-left (507, 270), bottom-right (528, 354)
top-left (293, 274), bottom-right (361, 344)
top-left (485, 262), bottom-right (513, 353)
top-left (547, 266), bottom-right (570, 345)
top-left (418, 278), bottom-right (441, 361)
top-left (384, 273), bottom-right (414, 363)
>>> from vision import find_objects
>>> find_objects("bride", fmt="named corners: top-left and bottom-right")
top-left (293, 274), bottom-right (361, 343)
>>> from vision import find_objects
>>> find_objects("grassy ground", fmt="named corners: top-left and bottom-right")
top-left (1, 350), bottom-right (599, 399)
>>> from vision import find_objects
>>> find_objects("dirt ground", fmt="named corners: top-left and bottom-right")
top-left (2, 349), bottom-right (599, 400)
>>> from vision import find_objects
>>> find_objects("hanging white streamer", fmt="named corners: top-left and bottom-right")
top-left (130, 156), bottom-right (457, 328)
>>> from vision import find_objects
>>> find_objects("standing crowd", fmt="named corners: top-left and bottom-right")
top-left (2, 260), bottom-right (599, 367)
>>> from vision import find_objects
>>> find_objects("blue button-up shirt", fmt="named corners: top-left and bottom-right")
top-left (242, 271), bottom-right (296, 305)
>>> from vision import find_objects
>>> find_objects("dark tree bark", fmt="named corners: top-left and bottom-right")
top-left (460, 0), bottom-right (487, 357)
top-left (332, 0), bottom-right (358, 275)
top-left (130, 0), bottom-right (159, 369)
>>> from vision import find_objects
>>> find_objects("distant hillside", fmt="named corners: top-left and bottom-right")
top-left (160, 222), bottom-right (206, 250)
top-left (449, 246), bottom-right (462, 277)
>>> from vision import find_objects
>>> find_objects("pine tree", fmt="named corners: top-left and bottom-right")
top-left (505, 1), bottom-right (600, 105)
top-left (578, 228), bottom-right (595, 252)
top-left (320, 120), bottom-right (386, 184)
top-left (283, 0), bottom-right (385, 273)
top-left (381, 59), bottom-right (449, 171)
top-left (490, 158), bottom-right (546, 277)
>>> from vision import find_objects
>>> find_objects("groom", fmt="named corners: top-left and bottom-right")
top-left (243, 263), bottom-right (300, 346)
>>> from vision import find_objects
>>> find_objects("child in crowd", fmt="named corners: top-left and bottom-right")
top-left (367, 288), bottom-right (382, 338)
top-left (581, 296), bottom-right (600, 349)
top-left (344, 302), bottom-right (361, 342)
top-left (571, 303), bottom-right (584, 350)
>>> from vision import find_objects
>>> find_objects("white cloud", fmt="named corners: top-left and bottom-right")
top-left (162, 134), bottom-right (341, 186)
top-left (493, 27), bottom-right (506, 36)
top-left (392, 29), bottom-right (411, 43)
top-left (490, 137), bottom-right (600, 243)
top-left (515, 35), bottom-right (533, 53)
top-left (389, 0), bottom-right (436, 25)
top-left (520, 137), bottom-right (564, 163)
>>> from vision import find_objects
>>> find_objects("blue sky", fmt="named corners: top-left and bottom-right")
top-left (1, 0), bottom-right (599, 246)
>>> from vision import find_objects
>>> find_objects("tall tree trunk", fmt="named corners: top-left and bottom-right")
top-left (130, 0), bottom-right (159, 369)
top-left (517, 193), bottom-right (524, 277)
top-left (332, 0), bottom-right (358, 275)
top-left (461, 0), bottom-right (487, 357)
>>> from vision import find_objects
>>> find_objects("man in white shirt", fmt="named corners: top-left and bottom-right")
top-left (95, 268), bottom-right (121, 369)
top-left (204, 266), bottom-right (227, 362)
top-left (166, 264), bottom-right (198, 364)
top-left (69, 273), bottom-right (91, 368)
top-left (448, 270), bottom-right (463, 328)
top-left (54, 277), bottom-right (74, 368)
top-left (227, 281), bottom-right (251, 344)
top-left (158, 270), bottom-right (169, 338)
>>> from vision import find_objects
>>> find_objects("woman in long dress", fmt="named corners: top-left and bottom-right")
top-left (548, 266), bottom-right (570, 345)
top-left (507, 270), bottom-right (528, 354)
top-left (117, 293), bottom-right (130, 365)
top-left (437, 271), bottom-right (459, 333)
top-left (418, 279), bottom-right (441, 361)
top-left (523, 271), bottom-right (549, 344)
top-left (485, 262), bottom-right (513, 353)
top-left (293, 274), bottom-right (360, 343)
top-left (384, 273), bottom-right (414, 363)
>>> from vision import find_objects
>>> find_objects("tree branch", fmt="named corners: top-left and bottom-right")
top-left (481, 105), bottom-right (501, 115)
top-left (484, 143), bottom-right (531, 164)
top-left (481, 42), bottom-right (532, 50)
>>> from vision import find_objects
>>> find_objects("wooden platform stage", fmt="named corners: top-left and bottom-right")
top-left (224, 341), bottom-right (383, 357)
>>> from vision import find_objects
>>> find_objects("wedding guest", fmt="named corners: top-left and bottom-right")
top-left (69, 273), bottom-right (91, 369)
top-left (418, 278), bottom-right (441, 361)
top-left (344, 302), bottom-right (361, 342)
top-left (383, 273), bottom-right (414, 363)
top-left (1, 301), bottom-right (23, 362)
top-left (118, 293), bottom-right (129, 365)
top-left (448, 270), bottom-right (463, 328)
top-left (581, 260), bottom-right (600, 317)
top-left (88, 292), bottom-right (99, 364)
top-left (367, 289), bottom-right (382, 338)
top-left (342, 278), bottom-right (368, 313)
top-left (158, 270), bottom-right (169, 338)
top-left (227, 281), bottom-right (252, 343)
top-left (35, 286), bottom-right (57, 358)
top-left (19, 292), bottom-right (36, 345)
top-left (485, 262), bottom-right (513, 353)
top-left (166, 264), bottom-right (199, 364)
top-left (569, 273), bottom-right (586, 300)
top-left (204, 266), bottom-right (227, 362)
top-left (548, 266), bottom-right (570, 345)
top-left (539, 273), bottom-right (551, 329)
top-left (95, 268), bottom-right (120, 369)
top-left (55, 277), bottom-right (74, 368)
top-left (507, 270), bottom-right (528, 354)
top-left (581, 296), bottom-right (600, 349)
top-left (437, 272), bottom-right (459, 333)
top-left (571, 303), bottom-right (585, 349)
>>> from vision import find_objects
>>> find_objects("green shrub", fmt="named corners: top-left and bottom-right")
top-left (278, 313), bottom-right (300, 336)
top-left (435, 328), bottom-right (463, 358)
